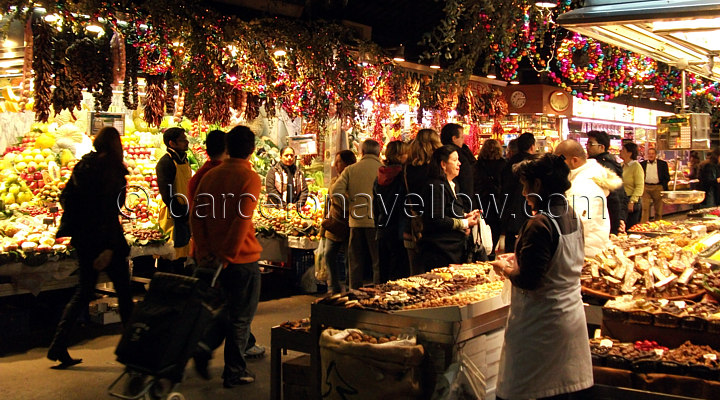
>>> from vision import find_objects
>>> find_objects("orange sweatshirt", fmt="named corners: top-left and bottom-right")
top-left (190, 158), bottom-right (263, 265)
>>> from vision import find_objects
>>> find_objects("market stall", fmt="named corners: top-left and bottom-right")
top-left (579, 210), bottom-right (720, 399)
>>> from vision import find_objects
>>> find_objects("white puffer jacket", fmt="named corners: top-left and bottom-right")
top-left (567, 159), bottom-right (624, 257)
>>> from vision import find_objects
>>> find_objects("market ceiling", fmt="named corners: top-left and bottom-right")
top-left (213, 0), bottom-right (444, 61)
top-left (558, 0), bottom-right (720, 82)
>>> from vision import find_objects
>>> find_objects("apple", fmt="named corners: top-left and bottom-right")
top-left (34, 172), bottom-right (43, 181)
top-left (27, 165), bottom-right (36, 174)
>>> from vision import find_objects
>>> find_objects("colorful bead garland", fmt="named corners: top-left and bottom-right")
top-left (556, 33), bottom-right (604, 83)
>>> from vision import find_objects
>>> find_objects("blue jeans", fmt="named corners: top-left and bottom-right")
top-left (325, 238), bottom-right (347, 293)
top-left (197, 261), bottom-right (261, 377)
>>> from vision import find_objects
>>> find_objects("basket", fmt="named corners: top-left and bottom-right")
top-left (605, 355), bottom-right (631, 370)
top-left (687, 364), bottom-right (719, 380)
top-left (707, 319), bottom-right (720, 334)
top-left (591, 353), bottom-right (606, 367)
top-left (680, 315), bottom-right (707, 331)
top-left (657, 360), bottom-right (686, 375)
top-left (602, 307), bottom-right (627, 322)
top-left (627, 310), bottom-right (654, 325)
top-left (632, 359), bottom-right (657, 374)
top-left (653, 312), bottom-right (680, 328)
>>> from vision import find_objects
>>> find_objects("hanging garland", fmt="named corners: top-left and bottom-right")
top-left (165, 71), bottom-right (176, 115)
top-left (51, 21), bottom-right (83, 116)
top-left (556, 33), bottom-right (605, 83)
top-left (93, 24), bottom-right (114, 111)
top-left (143, 74), bottom-right (165, 127)
top-left (31, 14), bottom-right (53, 123)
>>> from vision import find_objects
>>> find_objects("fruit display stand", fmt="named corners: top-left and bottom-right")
top-left (0, 258), bottom-right (79, 297)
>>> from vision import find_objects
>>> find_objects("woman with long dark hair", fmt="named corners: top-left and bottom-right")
top-left (474, 139), bottom-right (507, 258)
top-left (48, 127), bottom-right (133, 368)
top-left (420, 145), bottom-right (479, 271)
top-left (266, 146), bottom-right (309, 208)
top-left (403, 129), bottom-right (442, 275)
top-left (491, 154), bottom-right (592, 399)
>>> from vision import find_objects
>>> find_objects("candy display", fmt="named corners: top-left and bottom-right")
top-left (319, 263), bottom-right (505, 311)
top-left (591, 337), bottom-right (720, 378)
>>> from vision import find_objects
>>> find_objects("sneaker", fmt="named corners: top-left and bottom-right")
top-left (244, 344), bottom-right (266, 359)
top-left (223, 370), bottom-right (255, 388)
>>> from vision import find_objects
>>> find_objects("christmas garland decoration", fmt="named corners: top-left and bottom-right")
top-left (31, 14), bottom-right (53, 123)
top-left (556, 33), bottom-right (605, 83)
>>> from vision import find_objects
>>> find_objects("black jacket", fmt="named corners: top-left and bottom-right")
top-left (699, 161), bottom-right (720, 205)
top-left (373, 164), bottom-right (406, 241)
top-left (473, 158), bottom-right (507, 224)
top-left (591, 152), bottom-right (628, 233)
top-left (421, 176), bottom-right (470, 268)
top-left (447, 144), bottom-right (476, 205)
top-left (58, 152), bottom-right (130, 259)
top-left (640, 159), bottom-right (671, 190)
top-left (500, 152), bottom-right (535, 234)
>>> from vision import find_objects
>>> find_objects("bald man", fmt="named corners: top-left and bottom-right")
top-left (555, 140), bottom-right (623, 256)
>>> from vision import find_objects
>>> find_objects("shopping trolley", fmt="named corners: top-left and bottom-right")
top-left (108, 260), bottom-right (223, 400)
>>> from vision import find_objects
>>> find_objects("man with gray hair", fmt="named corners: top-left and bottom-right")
top-left (555, 139), bottom-right (623, 256)
top-left (332, 139), bottom-right (382, 289)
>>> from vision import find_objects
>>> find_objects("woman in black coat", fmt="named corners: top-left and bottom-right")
top-left (420, 145), bottom-right (479, 271)
top-left (373, 141), bottom-right (410, 281)
top-left (474, 139), bottom-right (507, 258)
top-left (48, 127), bottom-right (133, 368)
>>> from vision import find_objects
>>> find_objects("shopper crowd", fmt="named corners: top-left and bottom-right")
top-left (50, 121), bottom-right (707, 398)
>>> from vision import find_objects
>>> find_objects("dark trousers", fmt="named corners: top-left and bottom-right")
top-left (626, 201), bottom-right (642, 230)
top-left (377, 232), bottom-right (409, 282)
top-left (197, 261), bottom-right (261, 377)
top-left (50, 249), bottom-right (133, 351)
top-left (325, 238), bottom-right (347, 293)
top-left (347, 227), bottom-right (379, 289)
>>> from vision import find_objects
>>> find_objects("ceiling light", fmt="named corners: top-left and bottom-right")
top-left (486, 66), bottom-right (497, 79)
top-left (86, 24), bottom-right (103, 33)
top-left (429, 58), bottom-right (440, 69)
top-left (510, 80), bottom-right (520, 85)
top-left (44, 14), bottom-right (60, 23)
top-left (643, 84), bottom-right (655, 89)
top-left (632, 93), bottom-right (640, 98)
top-left (649, 97), bottom-right (658, 101)
top-left (535, 1), bottom-right (557, 8)
top-left (273, 49), bottom-right (287, 57)
top-left (547, 113), bottom-right (556, 117)
top-left (392, 45), bottom-right (405, 62)
top-left (665, 101), bottom-right (672, 105)
top-left (2, 40), bottom-right (17, 48)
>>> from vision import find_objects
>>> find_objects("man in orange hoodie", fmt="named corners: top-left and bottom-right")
top-left (190, 125), bottom-right (263, 388)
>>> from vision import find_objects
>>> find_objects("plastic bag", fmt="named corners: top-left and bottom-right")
top-left (315, 237), bottom-right (329, 282)
top-left (431, 350), bottom-right (487, 400)
top-left (478, 217), bottom-right (493, 255)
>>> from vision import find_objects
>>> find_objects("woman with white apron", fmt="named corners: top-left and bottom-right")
top-left (492, 154), bottom-right (593, 400)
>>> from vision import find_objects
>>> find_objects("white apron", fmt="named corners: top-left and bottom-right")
top-left (497, 213), bottom-right (593, 399)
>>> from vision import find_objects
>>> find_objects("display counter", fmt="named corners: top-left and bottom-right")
top-left (309, 294), bottom-right (509, 399)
